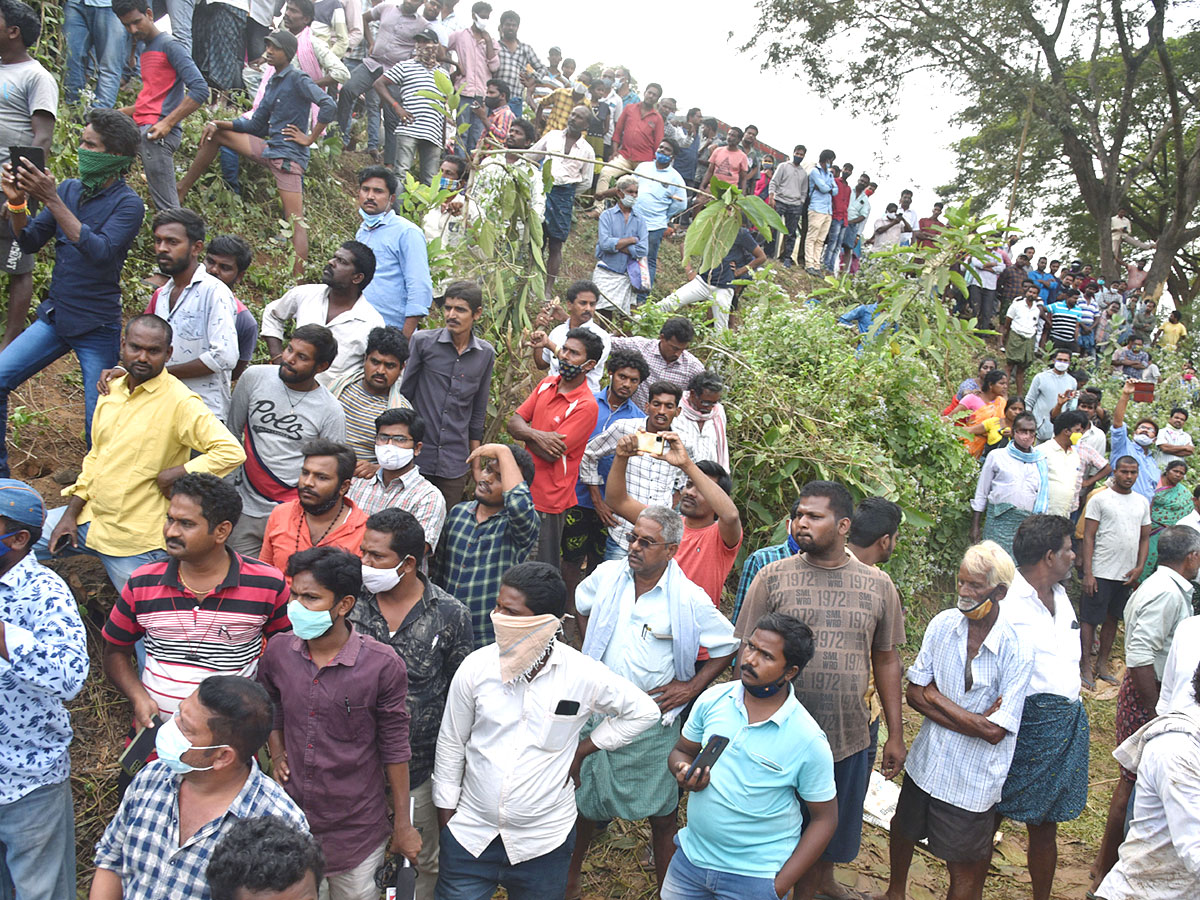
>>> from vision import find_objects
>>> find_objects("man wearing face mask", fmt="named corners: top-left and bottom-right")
top-left (1110, 378), bottom-right (1161, 501)
top-left (351, 508), bottom-right (473, 900)
top-left (92, 676), bottom-right (307, 900)
top-left (1024, 350), bottom-right (1077, 441)
top-left (1036, 410), bottom-right (1109, 518)
top-left (590, 175), bottom-right (648, 318)
top-left (970, 412), bottom-right (1049, 555)
top-left (447, 1), bottom-right (500, 154)
top-left (260, 546), bottom-right (418, 899)
top-left (435, 562), bottom-right (659, 900)
top-left (348, 408), bottom-right (446, 555)
top-left (874, 542), bottom-right (1033, 900)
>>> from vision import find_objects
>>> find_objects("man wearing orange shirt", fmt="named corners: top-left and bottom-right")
top-left (259, 438), bottom-right (368, 574)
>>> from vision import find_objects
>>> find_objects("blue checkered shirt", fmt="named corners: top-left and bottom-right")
top-left (732, 541), bottom-right (794, 623)
top-left (904, 609), bottom-right (1034, 812)
top-left (94, 760), bottom-right (308, 900)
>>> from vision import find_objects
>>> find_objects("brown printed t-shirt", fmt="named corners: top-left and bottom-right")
top-left (734, 552), bottom-right (904, 762)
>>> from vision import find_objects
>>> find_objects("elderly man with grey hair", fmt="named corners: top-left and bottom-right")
top-left (592, 174), bottom-right (649, 319)
top-left (567, 502), bottom-right (738, 896)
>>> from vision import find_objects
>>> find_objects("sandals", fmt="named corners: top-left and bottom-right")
top-left (1097, 672), bottom-right (1120, 685)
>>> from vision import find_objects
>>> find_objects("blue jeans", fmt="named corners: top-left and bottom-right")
top-left (0, 779), bottom-right (76, 900)
top-left (456, 98), bottom-right (485, 156)
top-left (64, 0), bottom-right (128, 108)
top-left (823, 219), bottom-right (845, 271)
top-left (435, 825), bottom-right (574, 900)
top-left (0, 316), bottom-right (120, 477)
top-left (661, 842), bottom-right (782, 900)
top-left (637, 227), bottom-right (666, 302)
top-left (507, 97), bottom-right (524, 118)
top-left (35, 508), bottom-right (168, 594)
top-left (604, 533), bottom-right (628, 561)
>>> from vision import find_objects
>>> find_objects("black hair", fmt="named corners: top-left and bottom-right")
top-left (1076, 391), bottom-right (1098, 408)
top-left (375, 406), bottom-right (426, 443)
top-left (645, 82), bottom-right (662, 94)
top-left (470, 1), bottom-right (491, 15)
top-left (112, 0), bottom-right (149, 18)
top-left (1193, 659), bottom-right (1200, 707)
top-left (1051, 409), bottom-right (1090, 435)
top-left (848, 497), bottom-right (901, 547)
top-left (339, 239), bottom-right (376, 292)
top-left (818, 148), bottom-right (836, 165)
top-left (661, 137), bottom-right (679, 156)
top-left (0, 0), bottom-right (40, 46)
top-left (1114, 454), bottom-right (1140, 470)
top-left (301, 437), bottom-right (356, 483)
top-left (565, 279), bottom-right (600, 304)
top-left (794, 144), bottom-right (807, 153)
top-left (695, 459), bottom-right (732, 496)
top-left (1012, 411), bottom-right (1038, 431)
top-left (508, 117), bottom-right (537, 144)
top-left (171, 472), bottom-right (242, 531)
top-left (285, 0), bottom-right (315, 19)
top-left (702, 117), bottom-right (718, 131)
top-left (207, 234), bottom-right (252, 272)
top-left (499, 8), bottom-right (518, 24)
top-left (606, 348), bottom-right (649, 382)
top-left (744, 123), bottom-right (758, 133)
top-left (727, 126), bottom-right (744, 141)
top-left (196, 676), bottom-right (273, 765)
top-left (687, 369), bottom-right (724, 396)
top-left (564, 326), bottom-right (604, 362)
top-left (687, 107), bottom-right (701, 118)
top-left (1165, 458), bottom-right (1188, 474)
top-left (660, 317), bottom-right (695, 343)
top-left (364, 507), bottom-right (426, 565)
top-left (645, 380), bottom-right (683, 404)
top-left (444, 280), bottom-right (484, 312)
top-left (1012, 514), bottom-right (1074, 567)
top-left (487, 77), bottom-right (512, 100)
top-left (754, 611), bottom-right (815, 675)
top-left (208, 816), bottom-right (325, 900)
top-left (796, 480), bottom-right (854, 521)
top-left (287, 545), bottom-right (362, 599)
top-left (89, 107), bottom-right (141, 159)
top-left (357, 164), bottom-right (398, 195)
top-left (1135, 417), bottom-right (1159, 437)
top-left (982, 369), bottom-right (1008, 392)
top-left (291, 323), bottom-right (338, 367)
top-left (440, 153), bottom-right (469, 180)
top-left (501, 562), bottom-right (566, 617)
top-left (365, 325), bottom-right (409, 365)
top-left (126, 313), bottom-right (173, 345)
top-left (1171, 407), bottom-right (1189, 420)
top-left (152, 206), bottom-right (206, 244)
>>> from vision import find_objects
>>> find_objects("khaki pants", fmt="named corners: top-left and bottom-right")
top-left (804, 211), bottom-right (832, 270)
top-left (319, 840), bottom-right (387, 900)
top-left (412, 779), bottom-right (440, 900)
top-left (597, 154), bottom-right (635, 192)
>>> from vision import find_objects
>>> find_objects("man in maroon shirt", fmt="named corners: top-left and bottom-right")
top-left (823, 162), bottom-right (853, 272)
top-left (598, 82), bottom-right (664, 190)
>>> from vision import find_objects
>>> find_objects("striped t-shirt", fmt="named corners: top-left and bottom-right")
top-left (338, 379), bottom-right (410, 462)
top-left (103, 552), bottom-right (291, 715)
top-left (382, 58), bottom-right (446, 145)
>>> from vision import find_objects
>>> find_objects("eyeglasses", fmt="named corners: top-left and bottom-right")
top-left (376, 433), bottom-right (414, 446)
top-left (626, 534), bottom-right (667, 549)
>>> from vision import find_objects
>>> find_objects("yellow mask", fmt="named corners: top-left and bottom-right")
top-left (1070, 432), bottom-right (1082, 445)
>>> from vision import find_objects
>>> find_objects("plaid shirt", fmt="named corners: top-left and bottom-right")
top-left (348, 466), bottom-right (447, 551)
top-left (904, 609), bottom-right (1033, 812)
top-left (94, 760), bottom-right (307, 900)
top-left (538, 86), bottom-right (577, 132)
top-left (608, 335), bottom-right (705, 408)
top-left (579, 418), bottom-right (693, 550)
top-left (495, 40), bottom-right (544, 101)
top-left (732, 540), bottom-right (795, 622)
top-left (431, 484), bottom-right (540, 648)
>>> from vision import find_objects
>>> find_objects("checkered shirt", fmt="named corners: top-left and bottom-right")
top-left (348, 467), bottom-right (447, 551)
top-left (94, 760), bottom-right (308, 900)
top-left (732, 540), bottom-right (795, 622)
top-left (495, 40), bottom-right (544, 100)
top-left (607, 335), bottom-right (705, 408)
top-left (579, 417), bottom-right (694, 550)
top-left (430, 483), bottom-right (540, 648)
top-left (904, 609), bottom-right (1034, 812)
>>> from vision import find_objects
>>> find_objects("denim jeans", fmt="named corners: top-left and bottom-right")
top-left (772, 201), bottom-right (804, 259)
top-left (35, 508), bottom-right (168, 594)
top-left (138, 125), bottom-right (182, 210)
top-left (338, 62), bottom-right (384, 145)
top-left (153, 0), bottom-right (195, 51)
top-left (456, 97), bottom-right (485, 156)
top-left (507, 97), bottom-right (523, 118)
top-left (660, 843), bottom-right (782, 900)
top-left (0, 779), bottom-right (76, 900)
top-left (64, 0), bottom-right (128, 108)
top-left (604, 533), bottom-right (628, 561)
top-left (636, 227), bottom-right (665, 302)
top-left (435, 825), bottom-right (575, 900)
top-left (823, 219), bottom-right (845, 271)
top-left (396, 135), bottom-right (442, 186)
top-left (0, 316), bottom-right (120, 477)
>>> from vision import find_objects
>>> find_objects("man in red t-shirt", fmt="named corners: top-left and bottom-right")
top-left (603, 430), bottom-right (742, 605)
top-left (914, 201), bottom-right (946, 249)
top-left (507, 328), bottom-right (603, 566)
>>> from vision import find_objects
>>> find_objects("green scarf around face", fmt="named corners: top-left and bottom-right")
top-left (77, 148), bottom-right (135, 196)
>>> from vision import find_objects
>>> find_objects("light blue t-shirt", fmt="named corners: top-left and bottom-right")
top-left (679, 681), bottom-right (836, 877)
top-left (355, 211), bottom-right (433, 328)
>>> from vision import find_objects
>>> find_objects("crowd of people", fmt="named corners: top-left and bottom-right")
top-left (0, 1), bottom-right (1194, 900)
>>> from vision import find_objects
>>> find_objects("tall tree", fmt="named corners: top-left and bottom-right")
top-left (745, 0), bottom-right (1200, 295)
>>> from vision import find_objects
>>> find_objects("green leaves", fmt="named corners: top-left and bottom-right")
top-left (683, 179), bottom-right (785, 274)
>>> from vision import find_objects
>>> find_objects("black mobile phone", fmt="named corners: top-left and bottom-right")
top-left (118, 715), bottom-right (162, 777)
top-left (8, 146), bottom-right (45, 173)
top-left (554, 699), bottom-right (581, 716)
top-left (51, 532), bottom-right (72, 554)
top-left (684, 734), bottom-right (730, 782)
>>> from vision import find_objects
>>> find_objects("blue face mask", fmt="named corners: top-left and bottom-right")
top-left (655, 152), bottom-right (671, 167)
top-left (358, 207), bottom-right (387, 228)
top-left (287, 599), bottom-right (334, 640)
top-left (155, 714), bottom-right (230, 775)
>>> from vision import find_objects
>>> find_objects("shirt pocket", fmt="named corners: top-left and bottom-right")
top-left (329, 703), bottom-right (374, 743)
top-left (536, 707), bottom-right (585, 752)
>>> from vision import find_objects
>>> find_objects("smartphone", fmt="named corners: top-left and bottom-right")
top-left (8, 146), bottom-right (45, 173)
top-left (118, 715), bottom-right (162, 777)
top-left (52, 532), bottom-right (73, 554)
top-left (636, 430), bottom-right (665, 457)
top-left (683, 734), bottom-right (730, 782)
top-left (554, 699), bottom-right (581, 716)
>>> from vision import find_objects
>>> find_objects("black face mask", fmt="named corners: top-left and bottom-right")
top-left (484, 95), bottom-right (504, 110)
top-left (745, 677), bottom-right (789, 698)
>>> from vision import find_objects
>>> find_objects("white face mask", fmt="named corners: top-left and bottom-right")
top-left (361, 557), bottom-right (411, 593)
top-left (1053, 359), bottom-right (1070, 372)
top-left (473, 14), bottom-right (488, 29)
top-left (376, 443), bottom-right (414, 471)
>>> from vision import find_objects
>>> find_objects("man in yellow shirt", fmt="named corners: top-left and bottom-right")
top-left (1160, 309), bottom-right (1187, 351)
top-left (37, 315), bottom-right (245, 592)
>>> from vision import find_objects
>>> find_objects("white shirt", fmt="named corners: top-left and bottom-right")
top-left (1157, 615), bottom-right (1200, 716)
top-left (1004, 571), bottom-right (1082, 701)
top-left (971, 446), bottom-right (1045, 513)
top-left (1080, 424), bottom-right (1107, 470)
top-left (574, 559), bottom-right (738, 694)
top-left (869, 216), bottom-right (903, 250)
top-left (1179, 508), bottom-right (1200, 533)
top-left (542, 320), bottom-right (610, 391)
top-left (432, 641), bottom-right (659, 862)
top-left (530, 129), bottom-right (596, 186)
top-left (260, 285), bottom-right (386, 388)
top-left (1157, 425), bottom-right (1194, 464)
top-left (146, 267), bottom-right (240, 420)
top-left (1085, 488), bottom-right (1151, 581)
top-left (1004, 299), bottom-right (1041, 338)
top-left (673, 409), bottom-right (727, 467)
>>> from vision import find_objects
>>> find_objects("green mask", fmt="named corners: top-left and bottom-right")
top-left (77, 148), bottom-right (135, 197)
